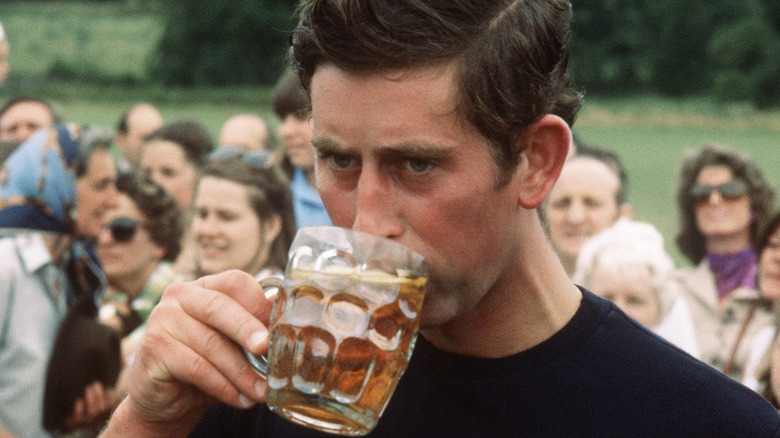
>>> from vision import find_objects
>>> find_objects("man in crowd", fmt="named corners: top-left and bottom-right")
top-left (543, 145), bottom-right (633, 276)
top-left (114, 103), bottom-right (163, 170)
top-left (218, 113), bottom-right (272, 152)
top-left (0, 95), bottom-right (59, 143)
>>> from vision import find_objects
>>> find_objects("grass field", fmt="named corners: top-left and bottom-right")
top-left (2, 1), bottom-right (779, 265)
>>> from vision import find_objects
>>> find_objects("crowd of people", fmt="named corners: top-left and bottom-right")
top-left (0, 58), bottom-right (330, 436)
top-left (1, 2), bottom-right (780, 437)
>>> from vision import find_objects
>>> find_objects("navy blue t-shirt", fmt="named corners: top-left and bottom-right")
top-left (192, 290), bottom-right (780, 437)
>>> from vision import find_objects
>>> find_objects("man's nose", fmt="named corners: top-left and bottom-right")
top-left (350, 167), bottom-right (403, 239)
top-left (566, 202), bottom-right (586, 222)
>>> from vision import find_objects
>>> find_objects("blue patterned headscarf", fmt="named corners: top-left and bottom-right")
top-left (0, 125), bottom-right (79, 233)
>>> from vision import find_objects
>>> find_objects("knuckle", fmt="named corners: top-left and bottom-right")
top-left (199, 329), bottom-right (226, 356)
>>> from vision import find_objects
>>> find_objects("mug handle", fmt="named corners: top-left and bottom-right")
top-left (244, 276), bottom-right (283, 378)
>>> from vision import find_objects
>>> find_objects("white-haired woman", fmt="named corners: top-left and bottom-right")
top-left (573, 219), bottom-right (700, 358)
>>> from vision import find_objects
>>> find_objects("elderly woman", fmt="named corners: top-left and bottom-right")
top-left (0, 125), bottom-right (119, 437)
top-left (572, 219), bottom-right (700, 358)
top-left (673, 142), bottom-right (775, 380)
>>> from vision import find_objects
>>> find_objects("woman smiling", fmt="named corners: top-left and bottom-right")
top-left (192, 147), bottom-right (296, 279)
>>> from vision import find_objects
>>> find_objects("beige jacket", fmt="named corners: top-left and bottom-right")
top-left (674, 260), bottom-right (773, 381)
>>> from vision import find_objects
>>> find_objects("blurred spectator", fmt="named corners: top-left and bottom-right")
top-left (219, 113), bottom-right (271, 152)
top-left (674, 142), bottom-right (775, 380)
top-left (741, 211), bottom-right (780, 399)
top-left (0, 126), bottom-right (117, 438)
top-left (114, 103), bottom-right (163, 170)
top-left (192, 147), bottom-right (295, 279)
top-left (140, 120), bottom-right (214, 280)
top-left (272, 68), bottom-right (331, 228)
top-left (74, 126), bottom-right (120, 242)
top-left (140, 120), bottom-right (213, 211)
top-left (0, 22), bottom-right (9, 86)
top-left (543, 146), bottom-right (632, 276)
top-left (97, 172), bottom-right (182, 338)
top-left (0, 96), bottom-right (61, 143)
top-left (572, 219), bottom-right (700, 358)
top-left (96, 172), bottom-right (183, 407)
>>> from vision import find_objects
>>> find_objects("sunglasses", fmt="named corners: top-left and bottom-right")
top-left (690, 179), bottom-right (748, 202)
top-left (104, 217), bottom-right (139, 243)
top-left (209, 146), bottom-right (274, 168)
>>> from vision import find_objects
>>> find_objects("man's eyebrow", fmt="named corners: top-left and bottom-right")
top-left (312, 137), bottom-right (452, 160)
top-left (311, 137), bottom-right (343, 154)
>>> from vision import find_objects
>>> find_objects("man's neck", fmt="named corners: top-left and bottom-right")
top-left (421, 214), bottom-right (582, 358)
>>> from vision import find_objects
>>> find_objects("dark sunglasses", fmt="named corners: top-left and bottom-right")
top-left (209, 146), bottom-right (274, 168)
top-left (690, 179), bottom-right (748, 202)
top-left (104, 217), bottom-right (139, 243)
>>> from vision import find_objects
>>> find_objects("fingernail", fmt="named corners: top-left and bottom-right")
top-left (238, 393), bottom-right (254, 409)
top-left (248, 330), bottom-right (268, 351)
top-left (255, 379), bottom-right (267, 399)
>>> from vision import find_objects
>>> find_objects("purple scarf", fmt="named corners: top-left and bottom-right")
top-left (707, 247), bottom-right (757, 299)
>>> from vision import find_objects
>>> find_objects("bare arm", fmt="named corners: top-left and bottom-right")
top-left (100, 270), bottom-right (272, 437)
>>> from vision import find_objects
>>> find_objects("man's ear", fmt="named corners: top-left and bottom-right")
top-left (516, 114), bottom-right (571, 209)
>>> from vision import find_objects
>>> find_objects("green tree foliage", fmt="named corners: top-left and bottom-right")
top-left (147, 0), bottom-right (296, 86)
top-left (571, 0), bottom-right (780, 107)
top-left (709, 12), bottom-right (780, 109)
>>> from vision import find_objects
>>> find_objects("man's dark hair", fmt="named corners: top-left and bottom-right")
top-left (145, 121), bottom-right (214, 169)
top-left (575, 143), bottom-right (629, 205)
top-left (290, 0), bottom-right (583, 185)
top-left (272, 68), bottom-right (310, 120)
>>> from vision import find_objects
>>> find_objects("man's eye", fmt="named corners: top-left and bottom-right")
top-left (330, 154), bottom-right (355, 169)
top-left (406, 158), bottom-right (433, 174)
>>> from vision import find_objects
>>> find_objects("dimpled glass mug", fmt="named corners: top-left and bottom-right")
top-left (245, 226), bottom-right (428, 436)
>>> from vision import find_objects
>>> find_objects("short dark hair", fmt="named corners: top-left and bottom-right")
top-left (115, 172), bottom-right (183, 262)
top-left (676, 143), bottom-right (775, 264)
top-left (272, 68), bottom-right (310, 120)
top-left (75, 126), bottom-right (114, 178)
top-left (290, 0), bottom-right (583, 186)
top-left (0, 95), bottom-right (63, 124)
top-left (576, 143), bottom-right (629, 205)
top-left (145, 121), bottom-right (214, 169)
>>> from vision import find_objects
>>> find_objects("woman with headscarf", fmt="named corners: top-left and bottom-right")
top-left (0, 125), bottom-right (119, 437)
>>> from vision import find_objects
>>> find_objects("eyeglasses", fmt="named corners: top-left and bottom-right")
top-left (209, 146), bottom-right (274, 168)
top-left (690, 179), bottom-right (748, 203)
top-left (104, 217), bottom-right (139, 243)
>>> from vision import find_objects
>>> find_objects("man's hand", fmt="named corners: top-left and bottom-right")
top-left (101, 270), bottom-right (273, 436)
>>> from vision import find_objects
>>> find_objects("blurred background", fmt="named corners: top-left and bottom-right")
top-left (1, 0), bottom-right (779, 263)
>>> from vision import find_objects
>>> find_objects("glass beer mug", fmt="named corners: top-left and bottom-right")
top-left (245, 226), bottom-right (428, 436)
